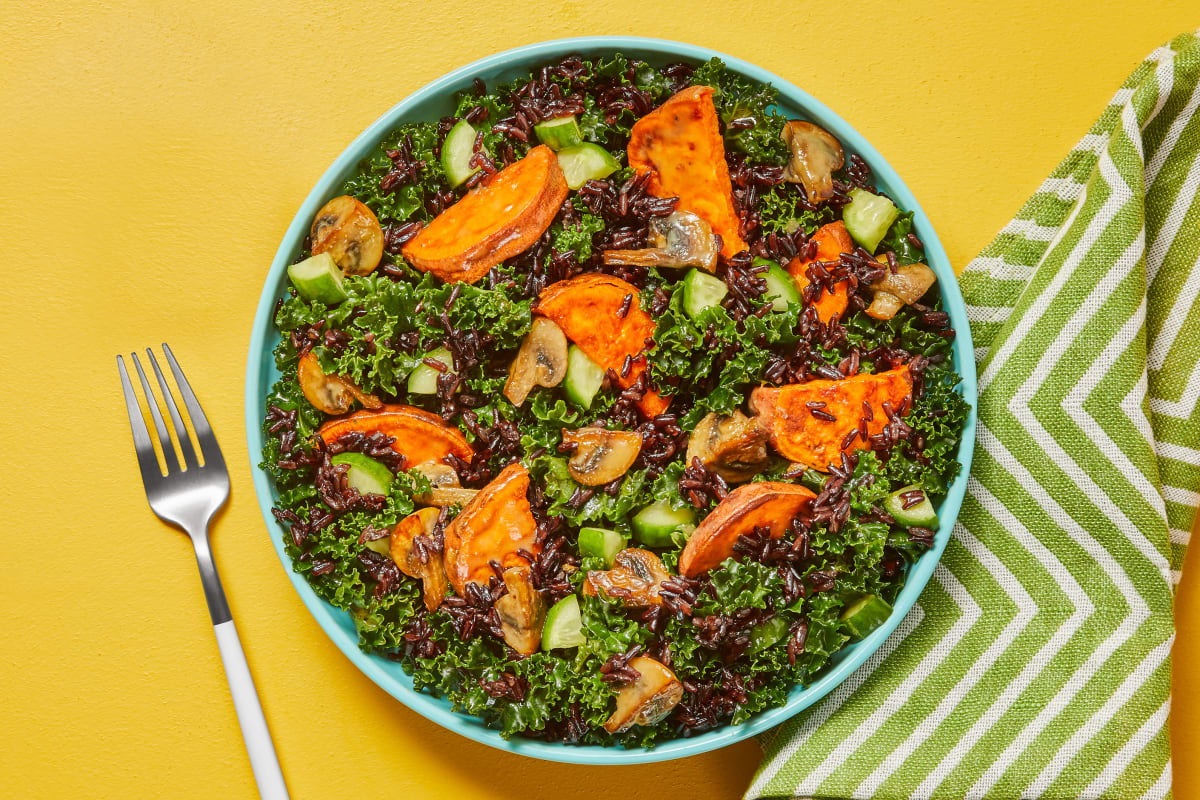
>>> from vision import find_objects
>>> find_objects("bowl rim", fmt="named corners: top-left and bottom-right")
top-left (243, 35), bottom-right (977, 765)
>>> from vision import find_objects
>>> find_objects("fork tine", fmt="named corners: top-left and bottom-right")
top-left (161, 343), bottom-right (226, 469)
top-left (117, 355), bottom-right (165, 483)
top-left (146, 348), bottom-right (199, 469)
top-left (131, 352), bottom-right (182, 472)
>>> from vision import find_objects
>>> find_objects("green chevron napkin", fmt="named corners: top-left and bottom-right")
top-left (748, 30), bottom-right (1200, 800)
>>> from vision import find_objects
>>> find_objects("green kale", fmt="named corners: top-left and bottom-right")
top-left (878, 212), bottom-right (922, 266)
top-left (552, 213), bottom-right (605, 262)
top-left (691, 58), bottom-right (789, 165)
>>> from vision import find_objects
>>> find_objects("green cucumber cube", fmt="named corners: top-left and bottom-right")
top-left (578, 527), bottom-right (626, 567)
top-left (564, 345), bottom-right (605, 409)
top-left (287, 252), bottom-right (348, 305)
top-left (330, 452), bottom-right (394, 497)
top-left (441, 119), bottom-right (481, 188)
top-left (681, 268), bottom-right (728, 320)
top-left (555, 143), bottom-right (619, 190)
top-left (631, 501), bottom-right (697, 548)
top-left (533, 116), bottom-right (583, 151)
top-left (541, 594), bottom-right (586, 650)
top-left (884, 484), bottom-right (939, 528)
top-left (843, 188), bottom-right (900, 253)
top-left (407, 347), bottom-right (455, 395)
top-left (841, 594), bottom-right (893, 639)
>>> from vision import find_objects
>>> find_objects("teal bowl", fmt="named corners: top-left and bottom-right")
top-left (244, 36), bottom-right (977, 764)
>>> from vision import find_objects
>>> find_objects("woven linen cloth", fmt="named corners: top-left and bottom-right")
top-left (747, 30), bottom-right (1200, 800)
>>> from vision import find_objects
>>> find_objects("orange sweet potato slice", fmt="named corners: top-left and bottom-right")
top-left (442, 462), bottom-right (539, 594)
top-left (402, 145), bottom-right (569, 284)
top-left (317, 404), bottom-right (473, 467)
top-left (751, 366), bottom-right (913, 471)
top-left (628, 85), bottom-right (747, 258)
top-left (678, 482), bottom-right (816, 577)
top-left (786, 221), bottom-right (853, 324)
top-left (537, 273), bottom-right (669, 417)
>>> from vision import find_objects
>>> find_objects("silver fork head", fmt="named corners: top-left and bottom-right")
top-left (118, 344), bottom-right (230, 537)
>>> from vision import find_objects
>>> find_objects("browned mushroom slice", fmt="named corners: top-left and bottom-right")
top-left (583, 548), bottom-right (670, 607)
top-left (603, 656), bottom-right (684, 734)
top-left (389, 507), bottom-right (449, 611)
top-left (504, 316), bottom-right (569, 406)
top-left (311, 195), bottom-right (385, 276)
top-left (411, 461), bottom-right (479, 508)
top-left (782, 121), bottom-right (845, 203)
top-left (685, 410), bottom-right (770, 483)
top-left (494, 565), bottom-right (547, 655)
top-left (866, 262), bottom-right (938, 320)
top-left (297, 351), bottom-right (382, 415)
top-left (602, 211), bottom-right (719, 272)
top-left (562, 427), bottom-right (642, 486)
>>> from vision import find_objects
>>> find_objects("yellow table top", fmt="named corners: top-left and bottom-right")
top-left (2, 2), bottom-right (1196, 797)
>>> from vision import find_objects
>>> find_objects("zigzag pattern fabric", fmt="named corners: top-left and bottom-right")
top-left (749, 31), bottom-right (1200, 800)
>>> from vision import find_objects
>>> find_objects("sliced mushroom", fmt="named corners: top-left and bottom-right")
top-left (494, 565), bottom-right (547, 655)
top-left (504, 316), bottom-right (569, 406)
top-left (686, 410), bottom-right (770, 483)
top-left (389, 507), bottom-right (449, 611)
top-left (583, 548), bottom-right (670, 607)
top-left (311, 195), bottom-right (385, 276)
top-left (297, 351), bottom-right (382, 415)
top-left (603, 656), bottom-right (684, 734)
top-left (562, 427), bottom-right (642, 486)
top-left (411, 461), bottom-right (479, 508)
top-left (866, 262), bottom-right (937, 320)
top-left (782, 121), bottom-right (845, 203)
top-left (602, 211), bottom-right (719, 272)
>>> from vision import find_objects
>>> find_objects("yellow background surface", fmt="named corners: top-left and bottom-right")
top-left (2, 2), bottom-right (1197, 798)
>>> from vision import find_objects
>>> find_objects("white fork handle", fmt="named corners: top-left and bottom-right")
top-left (214, 620), bottom-right (290, 799)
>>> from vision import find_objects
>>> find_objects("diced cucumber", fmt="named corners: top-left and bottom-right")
top-left (754, 257), bottom-right (801, 312)
top-left (441, 119), bottom-right (481, 188)
top-left (287, 252), bottom-right (348, 305)
top-left (841, 594), bottom-right (893, 639)
top-left (534, 115), bottom-right (583, 151)
top-left (564, 345), bottom-right (605, 409)
top-left (631, 501), bottom-right (697, 548)
top-left (407, 347), bottom-right (454, 395)
top-left (330, 453), bottom-right (394, 497)
top-left (555, 143), bottom-right (619, 190)
top-left (578, 527), bottom-right (626, 567)
top-left (843, 188), bottom-right (900, 253)
top-left (681, 268), bottom-right (728, 320)
top-left (361, 534), bottom-right (392, 558)
top-left (541, 594), bottom-right (586, 650)
top-left (884, 484), bottom-right (939, 528)
top-left (747, 616), bottom-right (790, 655)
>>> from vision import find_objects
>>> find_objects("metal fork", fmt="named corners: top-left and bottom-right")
top-left (118, 344), bottom-right (289, 800)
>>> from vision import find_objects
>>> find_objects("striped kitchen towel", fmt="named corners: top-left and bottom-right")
top-left (748, 30), bottom-right (1200, 800)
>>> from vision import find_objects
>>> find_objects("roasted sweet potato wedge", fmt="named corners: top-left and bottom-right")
top-left (442, 462), bottom-right (539, 594)
top-left (317, 404), bottom-right (473, 467)
top-left (402, 145), bottom-right (569, 284)
top-left (628, 85), bottom-right (747, 258)
top-left (751, 366), bottom-right (913, 471)
top-left (537, 274), bottom-right (669, 417)
top-left (678, 482), bottom-right (816, 577)
top-left (786, 222), bottom-right (853, 324)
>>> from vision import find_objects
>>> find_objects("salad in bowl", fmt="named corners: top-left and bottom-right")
top-left (259, 51), bottom-right (969, 749)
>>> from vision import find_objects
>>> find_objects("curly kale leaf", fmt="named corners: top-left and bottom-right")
top-left (552, 213), bottom-right (605, 262)
top-left (341, 122), bottom-right (445, 226)
top-left (691, 58), bottom-right (788, 165)
top-left (878, 212), bottom-right (922, 266)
